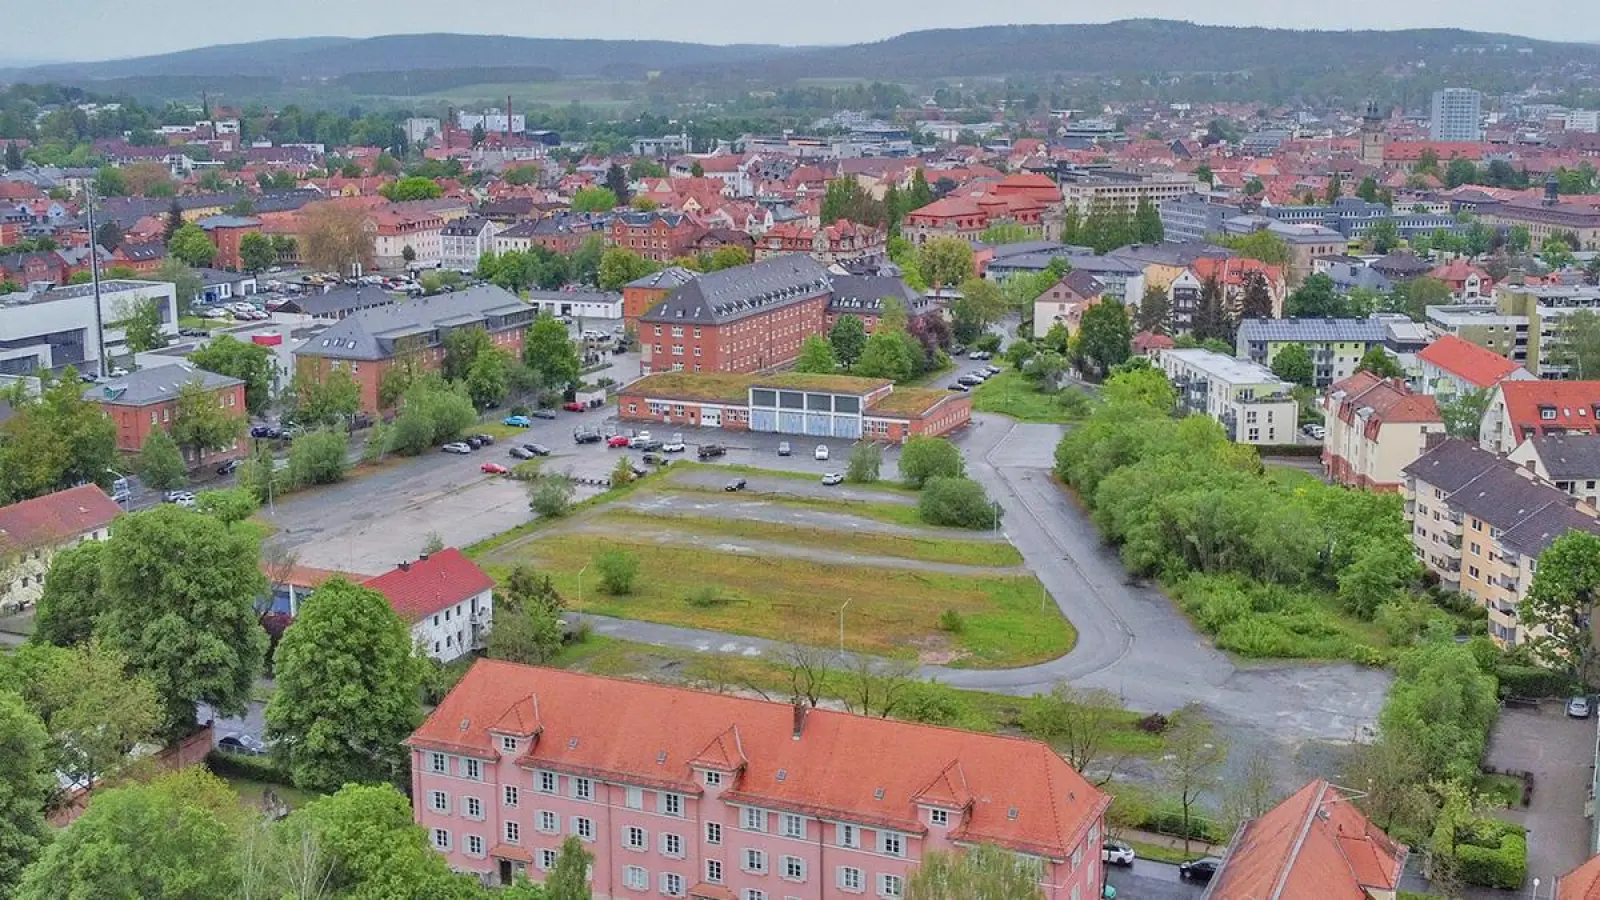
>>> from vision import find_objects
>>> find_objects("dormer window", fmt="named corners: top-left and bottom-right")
top-left (1540, 405), bottom-right (1557, 421)
top-left (500, 736), bottom-right (518, 753)
top-left (705, 770), bottom-right (723, 787)
top-left (929, 808), bottom-right (949, 827)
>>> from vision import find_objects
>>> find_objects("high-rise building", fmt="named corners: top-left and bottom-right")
top-left (1430, 88), bottom-right (1484, 142)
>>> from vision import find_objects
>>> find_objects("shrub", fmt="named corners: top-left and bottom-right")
top-left (918, 476), bottom-right (997, 529)
top-left (686, 586), bottom-right (732, 608)
top-left (1135, 713), bottom-right (1170, 733)
top-left (527, 474), bottom-right (575, 518)
top-left (205, 749), bottom-right (292, 786)
top-left (899, 436), bottom-right (964, 489)
top-left (846, 441), bottom-right (882, 484)
top-left (611, 456), bottom-right (636, 486)
top-left (895, 682), bottom-right (983, 729)
top-left (1450, 820), bottom-right (1527, 890)
top-left (594, 549), bottom-right (639, 595)
top-left (1494, 664), bottom-right (1577, 698)
top-left (287, 426), bottom-right (348, 486)
top-left (938, 609), bottom-right (965, 633)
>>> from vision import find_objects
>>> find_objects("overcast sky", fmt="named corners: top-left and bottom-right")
top-left (11, 0), bottom-right (1596, 62)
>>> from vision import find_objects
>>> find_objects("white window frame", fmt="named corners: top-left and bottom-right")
top-left (661, 793), bottom-right (684, 817)
top-left (743, 848), bottom-right (768, 874)
top-left (500, 735), bottom-right (518, 753)
top-left (879, 831), bottom-right (904, 857)
top-left (929, 808), bottom-right (949, 827)
top-left (463, 796), bottom-right (483, 821)
top-left (538, 771), bottom-right (557, 794)
top-left (838, 866), bottom-right (864, 893)
top-left (431, 828), bottom-right (450, 851)
top-left (428, 752), bottom-right (447, 774)
top-left (878, 873), bottom-right (904, 898)
top-left (782, 855), bottom-right (806, 881)
top-left (624, 866), bottom-right (647, 891)
top-left (428, 790), bottom-right (449, 813)
top-left (503, 785), bottom-right (519, 808)
top-left (706, 822), bottom-right (722, 845)
top-left (661, 872), bottom-right (685, 897)
top-left (573, 777), bottom-right (593, 801)
top-left (745, 891), bottom-right (768, 900)
top-left (705, 859), bottom-right (723, 884)
top-left (537, 810), bottom-right (559, 834)
top-left (838, 823), bottom-right (859, 849)
top-left (466, 834), bottom-right (485, 857)
top-left (626, 786), bottom-right (644, 809)
top-left (742, 807), bottom-right (767, 833)
top-left (781, 813), bottom-right (805, 838)
top-left (538, 848), bottom-right (557, 870)
top-left (574, 816), bottom-right (595, 842)
top-left (624, 825), bottom-right (647, 851)
top-left (503, 821), bottom-right (521, 845)
top-left (462, 758), bottom-right (482, 780)
top-left (704, 770), bottom-right (723, 786)
top-left (661, 832), bottom-right (684, 858)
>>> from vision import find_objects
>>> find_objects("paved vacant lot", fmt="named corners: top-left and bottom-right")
top-left (1485, 704), bottom-right (1597, 883)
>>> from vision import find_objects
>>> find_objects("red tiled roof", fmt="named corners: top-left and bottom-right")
top-left (408, 660), bottom-right (1109, 859)
top-left (0, 484), bottom-right (121, 553)
top-left (1329, 371), bottom-right (1442, 426)
top-left (1384, 141), bottom-right (1485, 162)
top-left (362, 548), bottom-right (494, 622)
top-left (260, 562), bottom-right (356, 589)
top-left (1208, 780), bottom-right (1407, 900)
top-left (1418, 335), bottom-right (1524, 389)
top-left (1500, 381), bottom-right (1600, 435)
top-left (1192, 256), bottom-right (1283, 286)
top-left (1559, 855), bottom-right (1600, 900)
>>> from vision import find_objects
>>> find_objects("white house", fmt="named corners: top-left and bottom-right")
top-left (1156, 348), bottom-right (1300, 446)
top-left (363, 548), bottom-right (494, 664)
top-left (0, 484), bottom-right (122, 613)
top-left (526, 289), bottom-right (623, 322)
top-left (439, 216), bottom-right (499, 272)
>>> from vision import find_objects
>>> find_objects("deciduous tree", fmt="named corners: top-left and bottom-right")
top-left (1524, 531), bottom-right (1600, 681)
top-left (1269, 343), bottom-right (1314, 386)
top-left (238, 231), bottom-right (277, 273)
top-left (794, 334), bottom-right (838, 373)
top-left (292, 783), bottom-right (478, 900)
top-left (167, 222), bottom-right (218, 267)
top-left (0, 371), bottom-right (118, 505)
top-left (1439, 387), bottom-right (1490, 439)
top-left (1136, 284), bottom-right (1170, 334)
top-left (1356, 346), bottom-right (1402, 378)
top-left (846, 441), bottom-right (882, 483)
top-left (136, 428), bottom-right (188, 491)
top-left (899, 436), bottom-right (964, 489)
top-left (189, 334), bottom-right (275, 415)
top-left (378, 176), bottom-right (442, 202)
top-left (266, 578), bottom-right (424, 792)
top-left (299, 203), bottom-right (374, 276)
top-left (523, 314), bottom-right (581, 392)
top-left (119, 296), bottom-right (169, 352)
top-left (829, 314), bottom-right (868, 366)
top-left (1020, 683), bottom-right (1127, 782)
top-left (852, 328), bottom-right (917, 382)
top-left (170, 379), bottom-right (245, 463)
top-left (915, 236), bottom-right (974, 289)
top-left (596, 247), bottom-right (659, 290)
top-left (0, 691), bottom-right (51, 896)
top-left (904, 844), bottom-right (1044, 900)
top-left (1159, 716), bottom-right (1229, 853)
top-left (571, 185), bottom-right (619, 213)
top-left (1075, 298), bottom-right (1132, 378)
top-left (31, 539), bottom-right (108, 647)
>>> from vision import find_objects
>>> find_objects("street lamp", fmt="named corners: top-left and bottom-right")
top-left (1531, 877), bottom-right (1541, 900)
top-left (838, 599), bottom-right (850, 653)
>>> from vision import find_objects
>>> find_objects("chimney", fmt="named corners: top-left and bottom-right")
top-left (398, 560), bottom-right (411, 571)
top-left (419, 552), bottom-right (429, 561)
top-left (506, 95), bottom-right (513, 139)
top-left (791, 703), bottom-right (806, 740)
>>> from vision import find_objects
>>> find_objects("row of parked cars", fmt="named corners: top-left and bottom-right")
top-left (949, 364), bottom-right (1004, 392)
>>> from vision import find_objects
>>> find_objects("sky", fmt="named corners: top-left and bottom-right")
top-left (9, 0), bottom-right (1596, 63)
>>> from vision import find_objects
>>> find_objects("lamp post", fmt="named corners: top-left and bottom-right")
top-left (838, 599), bottom-right (850, 653)
top-left (1531, 877), bottom-right (1541, 900)
top-left (577, 564), bottom-right (589, 608)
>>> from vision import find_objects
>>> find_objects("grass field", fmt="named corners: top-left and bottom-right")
top-left (971, 370), bottom-right (1091, 424)
top-left (548, 636), bottom-right (1163, 756)
top-left (589, 509), bottom-right (1023, 567)
top-left (668, 462), bottom-right (919, 495)
top-left (654, 484), bottom-right (928, 528)
top-left (488, 534), bottom-right (1072, 667)
top-left (217, 774), bottom-right (322, 813)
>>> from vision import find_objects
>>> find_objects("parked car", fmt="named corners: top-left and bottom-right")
top-left (814, 444), bottom-right (829, 461)
top-left (970, 350), bottom-right (991, 360)
top-left (1101, 840), bottom-right (1136, 867)
top-left (957, 374), bottom-right (983, 387)
top-left (777, 441), bottom-right (792, 456)
top-left (642, 452), bottom-right (665, 465)
top-left (250, 424), bottom-right (281, 439)
top-left (821, 473), bottom-right (844, 486)
top-left (952, 345), bottom-right (967, 356)
top-left (164, 490), bottom-right (196, 507)
top-left (530, 409), bottom-right (557, 420)
top-left (631, 431), bottom-right (653, 446)
top-left (464, 435), bottom-right (488, 449)
top-left (1178, 858), bottom-right (1222, 883)
top-left (698, 444), bottom-right (727, 459)
top-left (983, 365), bottom-right (1002, 376)
top-left (562, 401), bottom-right (586, 412)
top-left (472, 433), bottom-right (495, 445)
top-left (216, 459), bottom-right (241, 476)
top-left (725, 477), bottom-right (747, 492)
top-left (948, 382), bottom-right (970, 392)
top-left (481, 462), bottom-right (510, 475)
top-left (524, 443), bottom-right (552, 457)
top-left (1569, 696), bottom-right (1592, 719)
top-left (510, 446), bottom-right (536, 460)
top-left (217, 733), bottom-right (268, 756)
top-left (574, 430), bottom-right (603, 444)
top-left (503, 415), bottom-right (532, 427)
top-left (441, 442), bottom-right (473, 454)
top-left (635, 439), bottom-right (663, 452)
top-left (607, 435), bottom-right (632, 448)
top-left (662, 438), bottom-right (687, 453)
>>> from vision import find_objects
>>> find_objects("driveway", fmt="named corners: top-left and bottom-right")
top-left (1484, 703), bottom-right (1597, 885)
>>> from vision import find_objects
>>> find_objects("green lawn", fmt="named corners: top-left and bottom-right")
top-left (589, 509), bottom-right (1024, 567)
top-left (1124, 839), bottom-right (1195, 865)
top-left (485, 535), bottom-right (1073, 667)
top-left (654, 484), bottom-right (929, 528)
top-left (972, 370), bottom-right (1092, 424)
top-left (667, 462), bottom-right (920, 496)
top-left (217, 774), bottom-right (322, 813)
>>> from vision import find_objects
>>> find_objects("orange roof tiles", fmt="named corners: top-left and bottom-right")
top-left (1559, 855), bottom-right (1600, 900)
top-left (362, 548), bottom-right (493, 622)
top-left (1330, 371), bottom-right (1442, 426)
top-left (408, 660), bottom-right (1109, 859)
top-left (0, 484), bottom-right (121, 553)
top-left (1418, 335), bottom-right (1524, 389)
top-left (1207, 780), bottom-right (1406, 900)
top-left (1500, 381), bottom-right (1600, 436)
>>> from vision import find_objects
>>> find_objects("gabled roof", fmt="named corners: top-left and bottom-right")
top-left (625, 266), bottom-right (696, 291)
top-left (293, 285), bottom-right (527, 360)
top-left (1524, 434), bottom-right (1600, 479)
top-left (1558, 854), bottom-right (1600, 900)
top-left (1418, 334), bottom-right (1524, 389)
top-left (913, 759), bottom-right (973, 809)
top-left (362, 548), bottom-right (494, 622)
top-left (1327, 371), bottom-right (1442, 425)
top-left (1205, 780), bottom-right (1406, 900)
top-left (408, 660), bottom-right (1109, 859)
top-left (1236, 318), bottom-right (1387, 344)
top-left (641, 255), bottom-right (831, 326)
top-left (688, 725), bottom-right (748, 771)
top-left (0, 484), bottom-right (121, 553)
top-left (1500, 381), bottom-right (1600, 435)
top-left (83, 362), bottom-right (242, 407)
top-left (1402, 438), bottom-right (1502, 493)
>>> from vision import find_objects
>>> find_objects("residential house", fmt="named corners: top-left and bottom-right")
top-left (440, 217), bottom-right (500, 272)
top-left (108, 240), bottom-right (168, 274)
top-left (85, 362), bottom-right (247, 467)
top-left (0, 485), bottom-right (121, 613)
top-left (1156, 348), bottom-right (1299, 445)
top-left (292, 285), bottom-right (536, 414)
top-left (1556, 853), bottom-right (1600, 899)
top-left (195, 215), bottom-right (263, 271)
top-left (257, 561), bottom-right (355, 621)
top-left (406, 659), bottom-right (1110, 898)
top-left (608, 211), bottom-right (701, 263)
top-left (1200, 779), bottom-right (1406, 900)
top-left (1479, 380), bottom-right (1600, 454)
top-left (618, 371), bottom-right (970, 443)
top-left (902, 194), bottom-right (1045, 246)
top-left (365, 549), bottom-right (494, 664)
top-left (752, 220), bottom-right (885, 266)
top-left (1429, 259), bottom-right (1494, 300)
top-left (1507, 434), bottom-right (1600, 507)
top-left (1321, 371), bottom-right (1445, 491)
top-left (367, 205), bottom-right (446, 269)
top-left (638, 256), bottom-right (832, 375)
top-left (825, 275), bottom-right (929, 334)
top-left (622, 267), bottom-right (697, 330)
top-left (1031, 271), bottom-right (1105, 339)
top-left (1415, 334), bottom-right (1534, 398)
top-left (1189, 257), bottom-right (1287, 321)
top-left (1402, 438), bottom-right (1600, 646)
top-left (1235, 318), bottom-right (1389, 388)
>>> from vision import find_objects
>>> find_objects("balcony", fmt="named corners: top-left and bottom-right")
top-left (1497, 575), bottom-right (1521, 594)
top-left (1446, 535), bottom-right (1462, 550)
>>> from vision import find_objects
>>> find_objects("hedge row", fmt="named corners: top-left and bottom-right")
top-left (1455, 824), bottom-right (1528, 890)
top-left (1494, 664), bottom-right (1579, 699)
top-left (205, 749), bottom-right (294, 786)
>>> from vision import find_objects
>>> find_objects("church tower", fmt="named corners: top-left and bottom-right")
top-left (1360, 100), bottom-right (1388, 169)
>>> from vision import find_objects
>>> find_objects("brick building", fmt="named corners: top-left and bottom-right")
top-left (622, 267), bottom-right (697, 330)
top-left (617, 371), bottom-right (971, 442)
top-left (292, 286), bottom-right (536, 414)
top-left (196, 215), bottom-right (262, 271)
top-left (752, 220), bottom-right (886, 265)
top-left (407, 660), bottom-right (1110, 898)
top-left (608, 211), bottom-right (701, 263)
top-left (639, 256), bottom-right (832, 375)
top-left (84, 362), bottom-right (247, 467)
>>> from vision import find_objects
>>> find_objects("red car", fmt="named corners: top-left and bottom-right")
top-left (606, 435), bottom-right (631, 448)
top-left (563, 401), bottom-right (586, 412)
top-left (480, 462), bottom-right (510, 475)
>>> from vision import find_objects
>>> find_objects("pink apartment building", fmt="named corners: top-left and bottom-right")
top-left (407, 660), bottom-right (1111, 900)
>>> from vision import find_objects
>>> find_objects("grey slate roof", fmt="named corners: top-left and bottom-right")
top-left (641, 254), bottom-right (831, 326)
top-left (1402, 438), bottom-right (1499, 493)
top-left (984, 240), bottom-right (1076, 260)
top-left (84, 362), bottom-right (241, 407)
top-left (196, 215), bottom-right (262, 229)
top-left (828, 275), bottom-right (924, 316)
top-left (295, 286), bottom-right (400, 318)
top-left (441, 216), bottom-right (493, 237)
top-left (625, 266), bottom-right (696, 291)
top-left (1236, 317), bottom-right (1388, 344)
top-left (1403, 437), bottom-right (1600, 555)
top-left (1501, 502), bottom-right (1600, 556)
top-left (294, 285), bottom-right (530, 361)
top-left (1525, 434), bottom-right (1600, 480)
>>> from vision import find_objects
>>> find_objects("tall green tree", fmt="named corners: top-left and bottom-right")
top-left (1324, 173), bottom-right (1343, 203)
top-left (291, 370), bottom-right (361, 428)
top-left (0, 690), bottom-right (51, 897)
top-left (4, 141), bottom-right (24, 171)
top-left (1356, 346), bottom-right (1402, 378)
top-left (295, 783), bottom-right (480, 900)
top-left (1133, 197), bottom-right (1164, 244)
top-left (32, 539), bottom-right (108, 648)
top-left (266, 579), bottom-right (423, 793)
top-left (979, 222), bottom-right (1031, 245)
top-left (1080, 197), bottom-right (1135, 253)
top-left (170, 379), bottom-right (244, 463)
top-left (899, 437), bottom-right (965, 489)
top-left (1136, 284), bottom-right (1171, 334)
top-left (820, 178), bottom-right (886, 227)
top-left (915, 236), bottom-right (974, 289)
top-left (573, 185), bottom-right (619, 214)
top-left (852, 329), bottom-right (917, 382)
top-left (119, 296), bottom-right (168, 352)
top-left (16, 768), bottom-right (245, 900)
top-left (1076, 299), bottom-right (1133, 377)
top-left (1439, 388), bottom-right (1490, 439)
top-left (523, 315), bottom-right (581, 392)
top-left (188, 334), bottom-right (275, 416)
top-left (1365, 219), bottom-right (1400, 254)
top-left (1270, 343), bottom-right (1314, 386)
top-left (1523, 531), bottom-right (1600, 681)
top-left (829, 315), bottom-right (868, 366)
top-left (904, 844), bottom-right (1044, 900)
top-left (442, 326), bottom-right (493, 383)
top-left (546, 836), bottom-right (595, 900)
top-left (794, 335), bottom-right (839, 373)
top-left (97, 504), bottom-right (268, 733)
top-left (135, 428), bottom-right (188, 491)
top-left (1284, 273), bottom-right (1345, 318)
top-left (596, 247), bottom-right (660, 290)
top-left (466, 347), bottom-right (515, 409)
top-left (238, 231), bottom-right (277, 273)
top-left (162, 199), bottom-right (186, 243)
top-left (167, 223), bottom-right (217, 267)
top-left (378, 177), bottom-right (443, 202)
top-left (0, 371), bottom-right (118, 505)
top-left (1355, 175), bottom-right (1380, 203)
top-left (1239, 271), bottom-right (1274, 320)
top-left (906, 168), bottom-right (933, 210)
